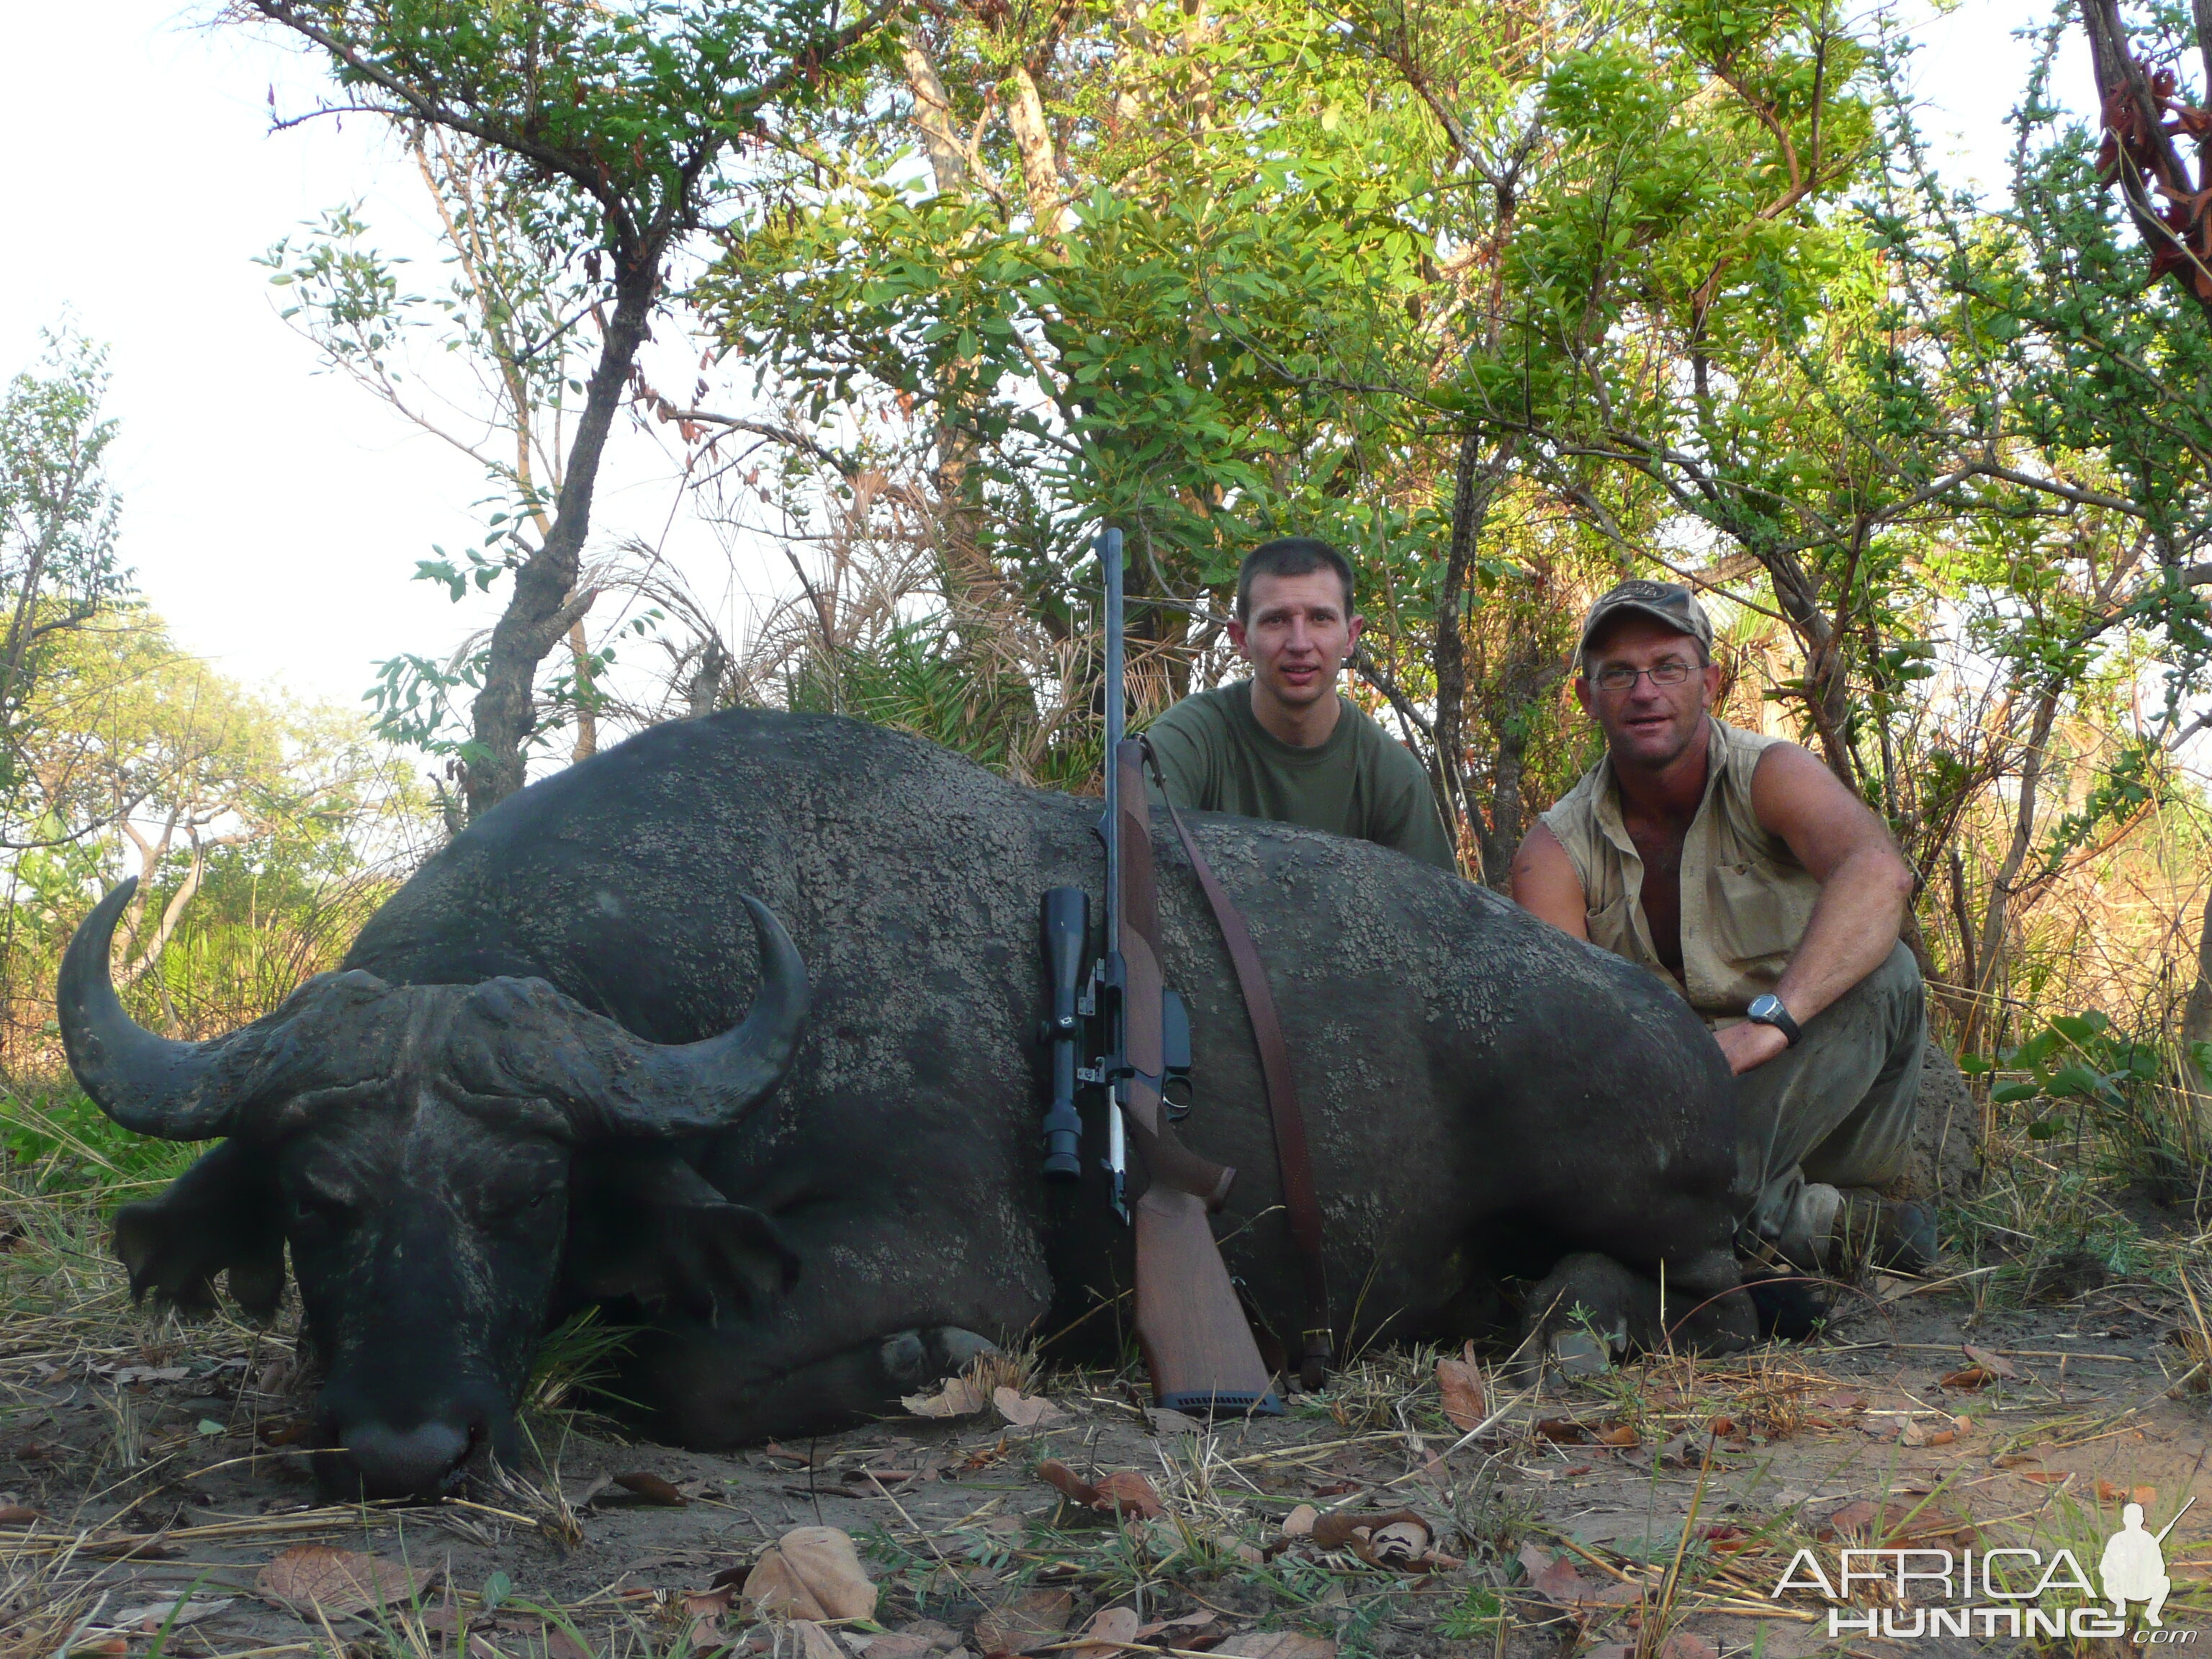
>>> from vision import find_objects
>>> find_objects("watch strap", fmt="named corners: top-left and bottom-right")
top-left (1750, 996), bottom-right (1802, 1047)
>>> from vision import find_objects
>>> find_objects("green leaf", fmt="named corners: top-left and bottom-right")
top-left (2044, 1064), bottom-right (2108, 1101)
top-left (1990, 1082), bottom-right (2044, 1104)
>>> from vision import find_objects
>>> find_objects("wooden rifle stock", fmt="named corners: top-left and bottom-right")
top-left (1112, 740), bottom-right (1280, 1415)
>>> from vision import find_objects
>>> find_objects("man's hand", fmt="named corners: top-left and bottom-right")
top-left (1715, 1018), bottom-right (1790, 1076)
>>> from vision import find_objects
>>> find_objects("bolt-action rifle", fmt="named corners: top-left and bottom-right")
top-left (1038, 529), bottom-right (1281, 1415)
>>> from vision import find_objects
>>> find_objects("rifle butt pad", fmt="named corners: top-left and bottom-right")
top-left (1133, 1185), bottom-right (1283, 1417)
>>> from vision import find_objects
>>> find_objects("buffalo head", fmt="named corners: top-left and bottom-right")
top-left (59, 878), bottom-right (808, 1501)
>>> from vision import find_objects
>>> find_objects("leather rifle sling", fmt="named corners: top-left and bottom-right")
top-left (1140, 737), bottom-right (1333, 1390)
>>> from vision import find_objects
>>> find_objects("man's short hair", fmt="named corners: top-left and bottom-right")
top-left (1236, 538), bottom-right (1355, 621)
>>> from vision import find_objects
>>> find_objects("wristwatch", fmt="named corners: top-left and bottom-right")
top-left (1745, 994), bottom-right (1802, 1046)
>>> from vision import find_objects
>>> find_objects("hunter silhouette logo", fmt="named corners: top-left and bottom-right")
top-left (1774, 1493), bottom-right (2198, 1640)
top-left (2104, 1499), bottom-right (2192, 1629)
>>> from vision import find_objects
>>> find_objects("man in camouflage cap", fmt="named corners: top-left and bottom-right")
top-left (1511, 579), bottom-right (1934, 1274)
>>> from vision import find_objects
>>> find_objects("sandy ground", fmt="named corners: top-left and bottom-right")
top-left (2, 1264), bottom-right (2208, 1659)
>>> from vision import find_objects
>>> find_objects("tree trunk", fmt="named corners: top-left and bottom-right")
top-left (1004, 63), bottom-right (1076, 239)
top-left (1962, 685), bottom-right (2061, 1053)
top-left (464, 265), bottom-right (655, 817)
top-left (1472, 639), bottom-right (1554, 889)
top-left (1756, 545), bottom-right (1858, 786)
top-left (568, 619), bottom-right (598, 761)
top-left (1431, 435), bottom-right (1511, 875)
top-left (688, 637), bottom-right (727, 719)
top-left (902, 38), bottom-right (968, 191)
top-left (2185, 881), bottom-right (2212, 1115)
top-left (902, 35), bottom-right (1010, 634)
top-left (2081, 0), bottom-right (2212, 325)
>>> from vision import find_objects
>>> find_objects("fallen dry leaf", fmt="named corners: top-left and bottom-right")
top-left (1657, 1632), bottom-right (1720, 1659)
top-left (255, 1545), bottom-right (432, 1618)
top-left (1213, 1635), bottom-right (1336, 1659)
top-left (1312, 1507), bottom-right (1424, 1550)
top-left (1213, 1528), bottom-right (1269, 1565)
top-left (1819, 1499), bottom-right (1976, 1546)
top-left (1534, 1418), bottom-right (1588, 1444)
top-left (1518, 1544), bottom-right (1591, 1602)
top-left (1037, 1457), bottom-right (1100, 1506)
top-left (1281, 1503), bottom-right (1317, 1537)
top-left (961, 1436), bottom-right (1013, 1473)
top-left (902, 1377), bottom-right (989, 1419)
top-left (740, 1526), bottom-right (877, 1622)
top-left (1035, 1460), bottom-right (1164, 1520)
top-left (994, 1387), bottom-right (1069, 1429)
top-left (1707, 1416), bottom-right (1735, 1437)
top-left (1094, 1471), bottom-right (1165, 1519)
top-left (1962, 1344), bottom-right (2020, 1380)
top-left (858, 1638), bottom-right (938, 1659)
top-left (1993, 1453), bottom-right (2042, 1469)
top-left (1066, 1606), bottom-right (1143, 1658)
top-left (96, 1596), bottom-right (233, 1635)
top-left (1901, 1413), bottom-right (1972, 1448)
top-left (2095, 1479), bottom-right (2158, 1506)
top-left (0, 1506), bottom-right (39, 1526)
top-left (611, 1470), bottom-right (688, 1506)
top-left (788, 1619), bottom-right (845, 1659)
top-left (1940, 1366), bottom-right (1996, 1391)
top-left (1594, 1424), bottom-right (1639, 1448)
top-left (1436, 1344), bottom-right (1485, 1431)
top-left (1135, 1611), bottom-right (1218, 1642)
top-left (974, 1586), bottom-right (1074, 1656)
top-left (681, 1585), bottom-right (734, 1618)
top-left (895, 1619), bottom-right (962, 1650)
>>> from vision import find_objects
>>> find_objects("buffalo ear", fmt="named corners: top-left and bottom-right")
top-left (565, 1151), bottom-right (800, 1323)
top-left (568, 1198), bottom-right (799, 1322)
top-left (113, 1139), bottom-right (286, 1323)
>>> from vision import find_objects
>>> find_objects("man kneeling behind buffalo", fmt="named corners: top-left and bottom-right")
top-left (1511, 580), bottom-right (1937, 1274)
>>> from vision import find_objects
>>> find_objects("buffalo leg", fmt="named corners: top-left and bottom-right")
top-left (1516, 1249), bottom-right (1753, 1377)
top-left (631, 1321), bottom-right (1006, 1446)
top-left (112, 1138), bottom-right (285, 1321)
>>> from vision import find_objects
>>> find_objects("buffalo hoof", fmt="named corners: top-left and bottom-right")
top-left (1516, 1251), bottom-right (1755, 1379)
top-left (878, 1327), bottom-right (999, 1388)
top-left (1744, 1273), bottom-right (1831, 1341)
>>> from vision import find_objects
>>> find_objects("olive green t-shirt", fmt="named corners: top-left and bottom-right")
top-left (1144, 681), bottom-right (1458, 873)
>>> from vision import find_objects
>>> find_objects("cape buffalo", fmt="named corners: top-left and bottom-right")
top-left (60, 709), bottom-right (1752, 1500)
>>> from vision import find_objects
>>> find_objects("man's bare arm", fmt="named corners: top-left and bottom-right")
top-left (1752, 742), bottom-right (1914, 1026)
top-left (1508, 822), bottom-right (1590, 940)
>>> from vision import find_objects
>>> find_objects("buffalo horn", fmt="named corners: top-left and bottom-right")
top-left (58, 878), bottom-right (243, 1141)
top-left (577, 895), bottom-right (811, 1137)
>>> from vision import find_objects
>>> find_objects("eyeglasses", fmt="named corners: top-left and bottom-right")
top-left (1591, 661), bottom-right (1695, 691)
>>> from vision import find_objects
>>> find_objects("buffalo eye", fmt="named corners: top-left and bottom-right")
top-left (483, 1184), bottom-right (559, 1224)
top-left (287, 1188), bottom-right (356, 1241)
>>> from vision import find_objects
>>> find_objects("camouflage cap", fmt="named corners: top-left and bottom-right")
top-left (1576, 579), bottom-right (1713, 661)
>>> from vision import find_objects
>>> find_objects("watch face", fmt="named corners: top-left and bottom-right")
top-left (1749, 996), bottom-right (1779, 1020)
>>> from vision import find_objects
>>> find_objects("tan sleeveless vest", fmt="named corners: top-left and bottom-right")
top-left (1539, 718), bottom-right (1822, 1017)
